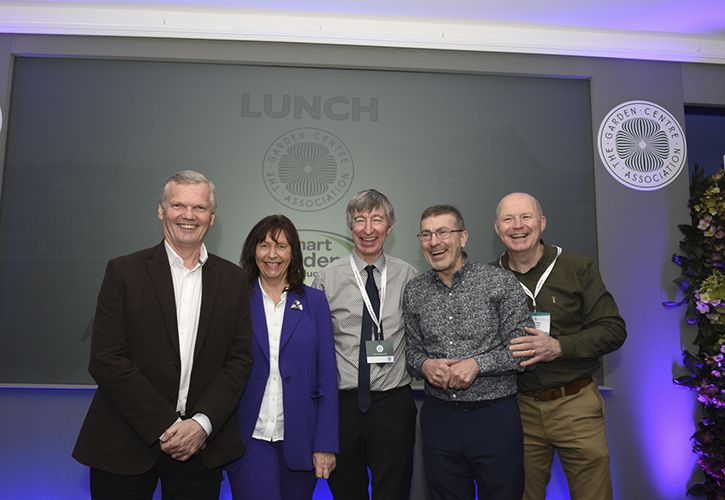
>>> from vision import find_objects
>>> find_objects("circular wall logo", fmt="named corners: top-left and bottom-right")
top-left (263, 128), bottom-right (354, 211)
top-left (597, 100), bottom-right (687, 191)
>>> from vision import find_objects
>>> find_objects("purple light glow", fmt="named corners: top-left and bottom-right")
top-left (3, 0), bottom-right (725, 36)
top-left (631, 353), bottom-right (698, 496)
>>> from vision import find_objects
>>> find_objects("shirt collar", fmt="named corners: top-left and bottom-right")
top-left (451, 257), bottom-right (471, 283)
top-left (500, 239), bottom-right (551, 275)
top-left (351, 251), bottom-right (386, 273)
top-left (258, 277), bottom-right (288, 302)
top-left (429, 257), bottom-right (470, 285)
top-left (164, 240), bottom-right (208, 270)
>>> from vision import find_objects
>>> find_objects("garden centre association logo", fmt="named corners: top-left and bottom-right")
top-left (263, 127), bottom-right (354, 212)
top-left (597, 100), bottom-right (686, 191)
top-left (298, 229), bottom-right (354, 285)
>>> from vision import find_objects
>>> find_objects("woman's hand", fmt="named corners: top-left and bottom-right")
top-left (313, 451), bottom-right (337, 479)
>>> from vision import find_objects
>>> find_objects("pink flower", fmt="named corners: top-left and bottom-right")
top-left (698, 215), bottom-right (713, 230)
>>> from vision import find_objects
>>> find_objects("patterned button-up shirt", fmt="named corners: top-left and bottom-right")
top-left (403, 260), bottom-right (532, 402)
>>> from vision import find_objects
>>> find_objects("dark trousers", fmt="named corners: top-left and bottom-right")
top-left (328, 386), bottom-right (417, 500)
top-left (420, 395), bottom-right (524, 500)
top-left (90, 454), bottom-right (222, 500)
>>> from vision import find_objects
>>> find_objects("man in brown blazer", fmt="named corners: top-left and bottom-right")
top-left (73, 170), bottom-right (252, 499)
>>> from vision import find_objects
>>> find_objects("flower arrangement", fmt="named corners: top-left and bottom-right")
top-left (697, 270), bottom-right (725, 326)
top-left (667, 166), bottom-right (725, 498)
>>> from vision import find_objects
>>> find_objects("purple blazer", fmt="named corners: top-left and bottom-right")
top-left (232, 281), bottom-right (338, 471)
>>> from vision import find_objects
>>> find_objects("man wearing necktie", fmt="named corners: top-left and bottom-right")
top-left (313, 189), bottom-right (418, 499)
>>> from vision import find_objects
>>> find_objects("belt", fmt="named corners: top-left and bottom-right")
top-left (520, 376), bottom-right (593, 402)
top-left (427, 394), bottom-right (515, 410)
top-left (339, 385), bottom-right (411, 396)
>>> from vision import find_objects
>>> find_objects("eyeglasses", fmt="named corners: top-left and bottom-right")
top-left (417, 229), bottom-right (464, 242)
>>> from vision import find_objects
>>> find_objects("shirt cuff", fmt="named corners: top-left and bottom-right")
top-left (192, 413), bottom-right (212, 437)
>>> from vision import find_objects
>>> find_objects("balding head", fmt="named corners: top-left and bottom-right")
top-left (495, 192), bottom-right (543, 221)
top-left (494, 192), bottom-right (546, 257)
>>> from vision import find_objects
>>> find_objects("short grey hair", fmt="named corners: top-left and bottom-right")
top-left (159, 170), bottom-right (217, 212)
top-left (420, 204), bottom-right (466, 230)
top-left (345, 189), bottom-right (396, 229)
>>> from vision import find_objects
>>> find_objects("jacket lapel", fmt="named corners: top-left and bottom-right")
top-left (280, 290), bottom-right (304, 350)
top-left (195, 255), bottom-right (219, 359)
top-left (250, 281), bottom-right (271, 361)
top-left (146, 242), bottom-right (180, 358)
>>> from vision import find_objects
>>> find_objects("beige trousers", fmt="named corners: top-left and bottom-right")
top-left (517, 382), bottom-right (613, 500)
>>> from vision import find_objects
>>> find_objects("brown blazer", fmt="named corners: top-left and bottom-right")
top-left (73, 242), bottom-right (252, 474)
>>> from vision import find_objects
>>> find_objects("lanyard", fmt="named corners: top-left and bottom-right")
top-left (499, 246), bottom-right (562, 311)
top-left (349, 254), bottom-right (386, 340)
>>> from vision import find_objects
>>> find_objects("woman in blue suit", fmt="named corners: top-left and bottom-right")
top-left (227, 215), bottom-right (338, 500)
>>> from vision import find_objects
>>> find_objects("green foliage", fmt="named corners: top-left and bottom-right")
top-left (670, 166), bottom-right (725, 497)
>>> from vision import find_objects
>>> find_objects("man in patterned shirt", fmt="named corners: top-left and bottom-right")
top-left (313, 189), bottom-right (418, 500)
top-left (403, 204), bottom-right (531, 500)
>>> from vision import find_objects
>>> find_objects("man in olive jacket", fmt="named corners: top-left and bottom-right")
top-left (494, 192), bottom-right (626, 500)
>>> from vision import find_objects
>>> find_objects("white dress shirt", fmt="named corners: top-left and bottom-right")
top-left (164, 240), bottom-right (212, 436)
top-left (252, 280), bottom-right (287, 442)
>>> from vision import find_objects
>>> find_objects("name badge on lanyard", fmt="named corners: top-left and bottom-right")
top-left (366, 339), bottom-right (394, 364)
top-left (500, 246), bottom-right (561, 336)
top-left (531, 312), bottom-right (551, 335)
top-left (350, 255), bottom-right (394, 364)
